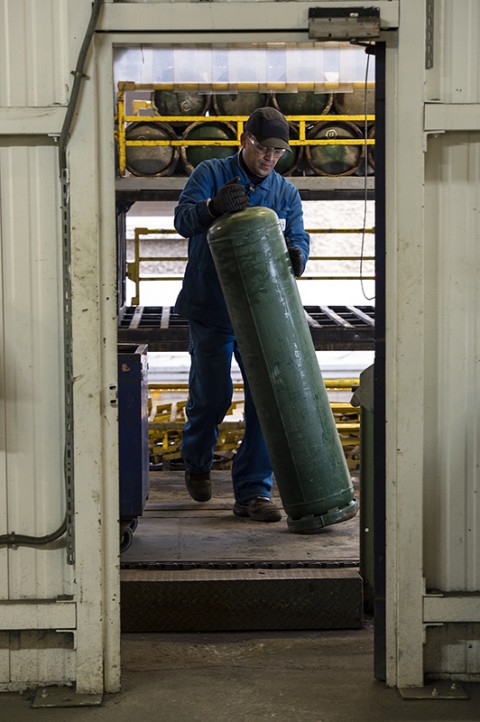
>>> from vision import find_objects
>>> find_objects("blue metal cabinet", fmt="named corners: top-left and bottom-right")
top-left (118, 343), bottom-right (150, 549)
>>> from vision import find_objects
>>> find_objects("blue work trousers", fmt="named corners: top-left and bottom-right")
top-left (182, 318), bottom-right (273, 503)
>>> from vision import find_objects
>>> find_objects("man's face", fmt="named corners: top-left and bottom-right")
top-left (240, 133), bottom-right (285, 177)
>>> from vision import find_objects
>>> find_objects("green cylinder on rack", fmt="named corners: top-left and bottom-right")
top-left (207, 206), bottom-right (358, 533)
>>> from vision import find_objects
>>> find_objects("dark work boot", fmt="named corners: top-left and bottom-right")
top-left (233, 496), bottom-right (281, 522)
top-left (185, 470), bottom-right (212, 502)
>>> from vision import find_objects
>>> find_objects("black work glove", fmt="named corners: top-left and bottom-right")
top-left (209, 177), bottom-right (249, 217)
top-left (288, 246), bottom-right (304, 277)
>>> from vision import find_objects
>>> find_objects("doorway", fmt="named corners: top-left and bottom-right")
top-left (110, 38), bottom-right (384, 659)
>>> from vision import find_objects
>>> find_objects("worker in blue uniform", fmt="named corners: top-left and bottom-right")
top-left (174, 107), bottom-right (310, 522)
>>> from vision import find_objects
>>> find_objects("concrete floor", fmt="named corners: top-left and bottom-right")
top-left (3, 627), bottom-right (480, 721)
top-left (3, 471), bottom-right (480, 719)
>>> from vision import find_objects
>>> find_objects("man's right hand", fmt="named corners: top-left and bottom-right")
top-left (209, 177), bottom-right (249, 216)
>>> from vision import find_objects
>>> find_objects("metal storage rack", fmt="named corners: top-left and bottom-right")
top-left (118, 304), bottom-right (375, 352)
top-left (115, 82), bottom-right (376, 348)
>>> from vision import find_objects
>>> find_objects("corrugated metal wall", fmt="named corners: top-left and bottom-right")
top-left (373, 0), bottom-right (480, 687)
top-left (431, 0), bottom-right (480, 104)
top-left (421, 0), bottom-right (480, 678)
top-left (0, 0), bottom-right (88, 689)
top-left (0, 148), bottom-right (75, 686)
top-left (0, 0), bottom-right (68, 106)
top-left (424, 134), bottom-right (480, 594)
top-left (0, 145), bottom-right (67, 594)
top-left (423, 132), bottom-right (480, 675)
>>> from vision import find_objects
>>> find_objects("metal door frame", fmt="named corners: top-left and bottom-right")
top-left (92, 0), bottom-right (399, 692)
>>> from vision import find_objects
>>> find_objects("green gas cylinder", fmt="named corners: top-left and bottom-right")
top-left (207, 206), bottom-right (358, 533)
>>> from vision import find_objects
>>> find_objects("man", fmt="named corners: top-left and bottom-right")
top-left (174, 107), bottom-right (310, 522)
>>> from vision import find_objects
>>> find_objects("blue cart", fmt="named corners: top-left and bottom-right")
top-left (118, 343), bottom-right (150, 551)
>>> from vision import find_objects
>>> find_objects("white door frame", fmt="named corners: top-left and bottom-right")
top-left (89, 0), bottom-right (420, 694)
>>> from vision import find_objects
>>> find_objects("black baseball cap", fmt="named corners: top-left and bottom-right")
top-left (244, 107), bottom-right (291, 152)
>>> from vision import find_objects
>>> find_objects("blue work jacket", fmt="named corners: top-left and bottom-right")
top-left (174, 151), bottom-right (310, 329)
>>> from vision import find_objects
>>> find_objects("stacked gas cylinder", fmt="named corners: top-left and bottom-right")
top-left (123, 88), bottom-right (375, 178)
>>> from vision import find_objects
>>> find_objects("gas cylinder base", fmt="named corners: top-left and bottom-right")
top-left (286, 498), bottom-right (359, 534)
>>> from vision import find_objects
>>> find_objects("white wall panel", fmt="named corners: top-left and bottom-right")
top-left (427, 0), bottom-right (480, 103)
top-left (0, 145), bottom-right (70, 599)
top-left (425, 625), bottom-right (480, 680)
top-left (0, 0), bottom-right (69, 107)
top-left (422, 131), bottom-right (480, 678)
top-left (8, 631), bottom-right (74, 689)
top-left (0, 144), bottom-right (74, 687)
top-left (101, 0), bottom-right (399, 32)
top-left (424, 132), bottom-right (480, 594)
